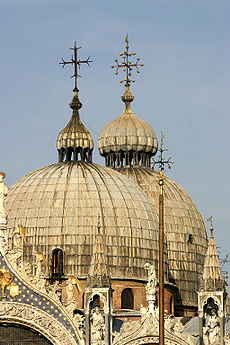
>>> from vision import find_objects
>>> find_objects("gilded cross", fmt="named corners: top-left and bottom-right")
top-left (111, 34), bottom-right (144, 85)
top-left (59, 41), bottom-right (92, 90)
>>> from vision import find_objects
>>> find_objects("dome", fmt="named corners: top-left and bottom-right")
top-left (98, 86), bottom-right (158, 168)
top-left (116, 167), bottom-right (208, 309)
top-left (5, 162), bottom-right (165, 281)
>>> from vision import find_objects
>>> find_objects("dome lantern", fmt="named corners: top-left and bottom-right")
top-left (98, 35), bottom-right (158, 168)
top-left (56, 42), bottom-right (94, 163)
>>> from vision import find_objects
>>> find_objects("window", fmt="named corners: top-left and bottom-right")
top-left (51, 248), bottom-right (63, 280)
top-left (121, 288), bottom-right (134, 309)
top-left (90, 294), bottom-right (100, 310)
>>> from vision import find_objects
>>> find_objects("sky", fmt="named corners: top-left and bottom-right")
top-left (0, 0), bottom-right (229, 281)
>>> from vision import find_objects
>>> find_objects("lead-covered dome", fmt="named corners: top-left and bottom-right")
top-left (116, 167), bottom-right (208, 310)
top-left (5, 162), bottom-right (164, 280)
top-left (98, 86), bottom-right (158, 168)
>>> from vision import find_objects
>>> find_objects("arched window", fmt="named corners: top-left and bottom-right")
top-left (51, 248), bottom-right (63, 280)
top-left (121, 288), bottom-right (134, 309)
top-left (90, 294), bottom-right (100, 310)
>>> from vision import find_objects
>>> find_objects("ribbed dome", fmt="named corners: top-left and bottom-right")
top-left (5, 162), bottom-right (166, 281)
top-left (116, 167), bottom-right (208, 309)
top-left (98, 86), bottom-right (158, 168)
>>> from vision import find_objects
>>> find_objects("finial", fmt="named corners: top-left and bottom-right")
top-left (207, 216), bottom-right (214, 236)
top-left (59, 41), bottom-right (92, 91)
top-left (111, 34), bottom-right (143, 86)
top-left (152, 132), bottom-right (174, 172)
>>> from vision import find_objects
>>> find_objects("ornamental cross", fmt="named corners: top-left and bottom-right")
top-left (111, 34), bottom-right (144, 85)
top-left (152, 132), bottom-right (174, 172)
top-left (59, 41), bottom-right (92, 90)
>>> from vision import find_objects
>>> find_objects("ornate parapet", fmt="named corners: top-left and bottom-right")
top-left (199, 277), bottom-right (226, 292)
top-left (113, 306), bottom-right (195, 345)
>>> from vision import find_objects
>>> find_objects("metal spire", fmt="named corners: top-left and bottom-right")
top-left (111, 34), bottom-right (143, 86)
top-left (59, 41), bottom-right (92, 90)
top-left (153, 133), bottom-right (173, 345)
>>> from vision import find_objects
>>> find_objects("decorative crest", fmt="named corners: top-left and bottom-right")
top-left (207, 216), bottom-right (214, 235)
top-left (59, 41), bottom-right (92, 90)
top-left (111, 34), bottom-right (143, 85)
top-left (152, 132), bottom-right (174, 172)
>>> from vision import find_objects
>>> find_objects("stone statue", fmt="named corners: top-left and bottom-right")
top-left (173, 319), bottom-right (184, 336)
top-left (0, 172), bottom-right (7, 219)
top-left (91, 307), bottom-right (105, 343)
top-left (34, 252), bottom-right (44, 278)
top-left (63, 278), bottom-right (76, 315)
top-left (144, 262), bottom-right (157, 296)
top-left (48, 281), bottom-right (62, 303)
top-left (203, 309), bottom-right (220, 345)
top-left (73, 313), bottom-right (85, 339)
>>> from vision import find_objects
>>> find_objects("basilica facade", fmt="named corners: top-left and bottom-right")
top-left (0, 38), bottom-right (229, 345)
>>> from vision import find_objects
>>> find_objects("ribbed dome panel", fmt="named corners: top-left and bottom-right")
top-left (117, 167), bottom-right (208, 308)
top-left (5, 162), bottom-right (165, 281)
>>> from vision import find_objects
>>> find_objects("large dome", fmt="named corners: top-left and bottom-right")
top-left (5, 162), bottom-right (162, 280)
top-left (116, 167), bottom-right (208, 310)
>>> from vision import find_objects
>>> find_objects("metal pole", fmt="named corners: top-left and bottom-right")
top-left (159, 172), bottom-right (165, 345)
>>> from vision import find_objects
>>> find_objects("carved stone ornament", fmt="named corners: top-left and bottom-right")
top-left (0, 301), bottom-right (78, 345)
top-left (225, 334), bottom-right (230, 345)
top-left (113, 306), bottom-right (195, 345)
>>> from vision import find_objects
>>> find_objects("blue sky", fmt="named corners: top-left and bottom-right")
top-left (0, 0), bottom-right (229, 280)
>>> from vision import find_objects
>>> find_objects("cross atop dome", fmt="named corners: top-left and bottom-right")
top-left (111, 34), bottom-right (143, 86)
top-left (57, 42), bottom-right (94, 163)
top-left (59, 41), bottom-right (92, 91)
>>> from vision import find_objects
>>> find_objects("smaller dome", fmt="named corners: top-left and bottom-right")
top-left (57, 88), bottom-right (94, 163)
top-left (98, 85), bottom-right (158, 168)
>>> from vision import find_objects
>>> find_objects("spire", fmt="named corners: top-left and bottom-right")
top-left (87, 215), bottom-right (110, 288)
top-left (200, 218), bottom-right (225, 292)
top-left (56, 42), bottom-right (94, 163)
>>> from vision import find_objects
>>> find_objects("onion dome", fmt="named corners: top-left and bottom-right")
top-left (56, 88), bottom-right (94, 163)
top-left (98, 85), bottom-right (158, 168)
top-left (116, 166), bottom-right (208, 310)
top-left (5, 162), bottom-right (168, 282)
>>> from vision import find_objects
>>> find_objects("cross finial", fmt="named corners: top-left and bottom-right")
top-left (59, 41), bottom-right (92, 90)
top-left (111, 34), bottom-right (144, 86)
top-left (207, 216), bottom-right (214, 236)
top-left (152, 132), bottom-right (174, 172)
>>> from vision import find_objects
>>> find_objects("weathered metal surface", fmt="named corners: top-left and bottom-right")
top-left (116, 167), bottom-right (208, 308)
top-left (5, 162), bottom-right (164, 281)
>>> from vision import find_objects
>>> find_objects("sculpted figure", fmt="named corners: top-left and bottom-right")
top-left (144, 262), bottom-right (157, 296)
top-left (34, 252), bottom-right (44, 278)
top-left (203, 309), bottom-right (220, 345)
top-left (173, 320), bottom-right (184, 336)
top-left (63, 278), bottom-right (76, 315)
top-left (48, 281), bottom-right (62, 303)
top-left (0, 270), bottom-right (13, 297)
top-left (91, 307), bottom-right (105, 342)
top-left (73, 313), bottom-right (85, 339)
